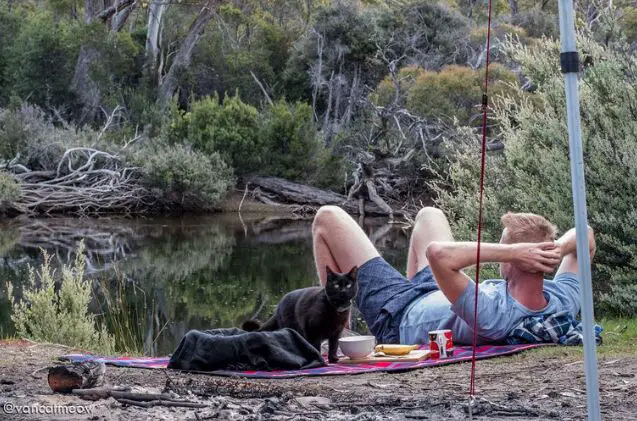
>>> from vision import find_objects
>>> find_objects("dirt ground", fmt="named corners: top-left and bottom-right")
top-left (1, 341), bottom-right (635, 421)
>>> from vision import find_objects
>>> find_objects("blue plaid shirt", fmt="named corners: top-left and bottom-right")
top-left (505, 310), bottom-right (603, 345)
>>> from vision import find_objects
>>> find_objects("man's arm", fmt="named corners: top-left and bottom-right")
top-left (555, 226), bottom-right (596, 276)
top-left (426, 241), bottom-right (561, 303)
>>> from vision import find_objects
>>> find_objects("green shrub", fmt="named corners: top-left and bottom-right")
top-left (168, 95), bottom-right (261, 175)
top-left (10, 244), bottom-right (115, 353)
top-left (433, 34), bottom-right (637, 315)
top-left (0, 106), bottom-right (29, 159)
top-left (0, 171), bottom-right (19, 209)
top-left (260, 100), bottom-right (343, 184)
top-left (598, 284), bottom-right (637, 317)
top-left (135, 143), bottom-right (234, 210)
top-left (373, 64), bottom-right (521, 126)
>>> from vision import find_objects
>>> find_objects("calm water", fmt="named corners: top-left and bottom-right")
top-left (0, 214), bottom-right (409, 355)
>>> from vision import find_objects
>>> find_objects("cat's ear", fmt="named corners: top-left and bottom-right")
top-left (348, 266), bottom-right (358, 279)
top-left (325, 265), bottom-right (335, 279)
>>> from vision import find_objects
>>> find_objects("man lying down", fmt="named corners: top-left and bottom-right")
top-left (310, 206), bottom-right (596, 345)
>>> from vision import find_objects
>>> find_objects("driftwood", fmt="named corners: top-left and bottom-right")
top-left (73, 387), bottom-right (207, 408)
top-left (247, 176), bottom-right (397, 217)
top-left (4, 147), bottom-right (154, 216)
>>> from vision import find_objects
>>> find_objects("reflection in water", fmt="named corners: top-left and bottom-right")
top-left (0, 214), bottom-right (409, 355)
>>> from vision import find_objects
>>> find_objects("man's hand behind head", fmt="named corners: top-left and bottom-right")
top-left (511, 242), bottom-right (561, 274)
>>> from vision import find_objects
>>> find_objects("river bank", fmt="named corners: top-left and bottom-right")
top-left (1, 334), bottom-right (636, 421)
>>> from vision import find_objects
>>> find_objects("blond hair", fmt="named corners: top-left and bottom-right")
top-left (500, 212), bottom-right (557, 244)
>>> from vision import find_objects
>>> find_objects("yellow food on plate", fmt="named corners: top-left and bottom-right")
top-left (374, 344), bottom-right (419, 355)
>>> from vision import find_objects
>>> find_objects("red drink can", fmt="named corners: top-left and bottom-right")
top-left (428, 329), bottom-right (454, 359)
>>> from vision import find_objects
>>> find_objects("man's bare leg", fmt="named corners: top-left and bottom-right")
top-left (312, 206), bottom-right (380, 286)
top-left (406, 207), bottom-right (454, 279)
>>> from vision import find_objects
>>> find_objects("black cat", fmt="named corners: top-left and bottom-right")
top-left (242, 266), bottom-right (358, 363)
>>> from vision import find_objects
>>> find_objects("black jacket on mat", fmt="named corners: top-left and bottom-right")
top-left (167, 327), bottom-right (326, 371)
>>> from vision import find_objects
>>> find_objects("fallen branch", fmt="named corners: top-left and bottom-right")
top-left (6, 147), bottom-right (154, 216)
top-left (248, 176), bottom-right (398, 216)
top-left (72, 388), bottom-right (207, 409)
top-left (116, 398), bottom-right (207, 409)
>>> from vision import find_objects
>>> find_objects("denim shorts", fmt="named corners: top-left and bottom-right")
top-left (356, 256), bottom-right (439, 344)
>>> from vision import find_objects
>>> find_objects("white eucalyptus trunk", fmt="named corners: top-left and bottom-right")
top-left (146, 0), bottom-right (168, 72)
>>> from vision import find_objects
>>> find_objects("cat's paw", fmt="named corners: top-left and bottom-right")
top-left (328, 355), bottom-right (339, 363)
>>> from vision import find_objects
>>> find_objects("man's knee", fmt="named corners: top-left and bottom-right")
top-left (312, 206), bottom-right (348, 234)
top-left (415, 207), bottom-right (445, 223)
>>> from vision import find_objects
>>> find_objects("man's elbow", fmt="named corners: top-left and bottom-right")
top-left (426, 241), bottom-right (448, 268)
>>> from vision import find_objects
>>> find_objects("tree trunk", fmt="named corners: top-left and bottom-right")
top-left (71, 0), bottom-right (133, 123)
top-left (508, 0), bottom-right (518, 16)
top-left (145, 0), bottom-right (168, 84)
top-left (85, 0), bottom-right (107, 23)
top-left (110, 0), bottom-right (136, 31)
top-left (157, 0), bottom-right (219, 109)
top-left (71, 45), bottom-right (102, 123)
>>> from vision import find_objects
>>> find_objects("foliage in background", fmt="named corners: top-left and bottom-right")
top-left (511, 7), bottom-right (559, 39)
top-left (9, 244), bottom-right (115, 353)
top-left (166, 95), bottom-right (344, 186)
top-left (0, 104), bottom-right (234, 212)
top-left (374, 63), bottom-right (520, 126)
top-left (433, 33), bottom-right (637, 316)
top-left (184, 3), bottom-right (294, 103)
top-left (0, 104), bottom-right (95, 169)
top-left (2, 7), bottom-right (80, 112)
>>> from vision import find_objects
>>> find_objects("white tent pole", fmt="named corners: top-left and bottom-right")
top-left (556, 1), bottom-right (601, 419)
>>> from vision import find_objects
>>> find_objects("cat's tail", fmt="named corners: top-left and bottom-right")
top-left (241, 320), bottom-right (261, 331)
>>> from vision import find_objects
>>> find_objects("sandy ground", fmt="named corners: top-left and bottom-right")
top-left (1, 341), bottom-right (636, 421)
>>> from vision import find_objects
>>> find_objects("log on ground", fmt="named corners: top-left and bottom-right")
top-left (246, 177), bottom-right (398, 216)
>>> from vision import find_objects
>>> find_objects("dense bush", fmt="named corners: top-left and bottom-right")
top-left (374, 64), bottom-right (520, 126)
top-left (599, 284), bottom-right (637, 317)
top-left (0, 104), bottom-right (234, 212)
top-left (167, 95), bottom-right (261, 175)
top-left (374, 1), bottom-right (472, 70)
top-left (260, 100), bottom-right (343, 185)
top-left (0, 171), bottom-right (19, 210)
top-left (433, 34), bottom-right (637, 315)
top-left (166, 96), bottom-right (344, 187)
top-left (133, 143), bottom-right (235, 211)
top-left (625, 7), bottom-right (637, 43)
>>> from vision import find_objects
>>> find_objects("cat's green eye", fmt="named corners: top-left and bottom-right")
top-left (346, 283), bottom-right (351, 288)
top-left (334, 285), bottom-right (339, 289)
